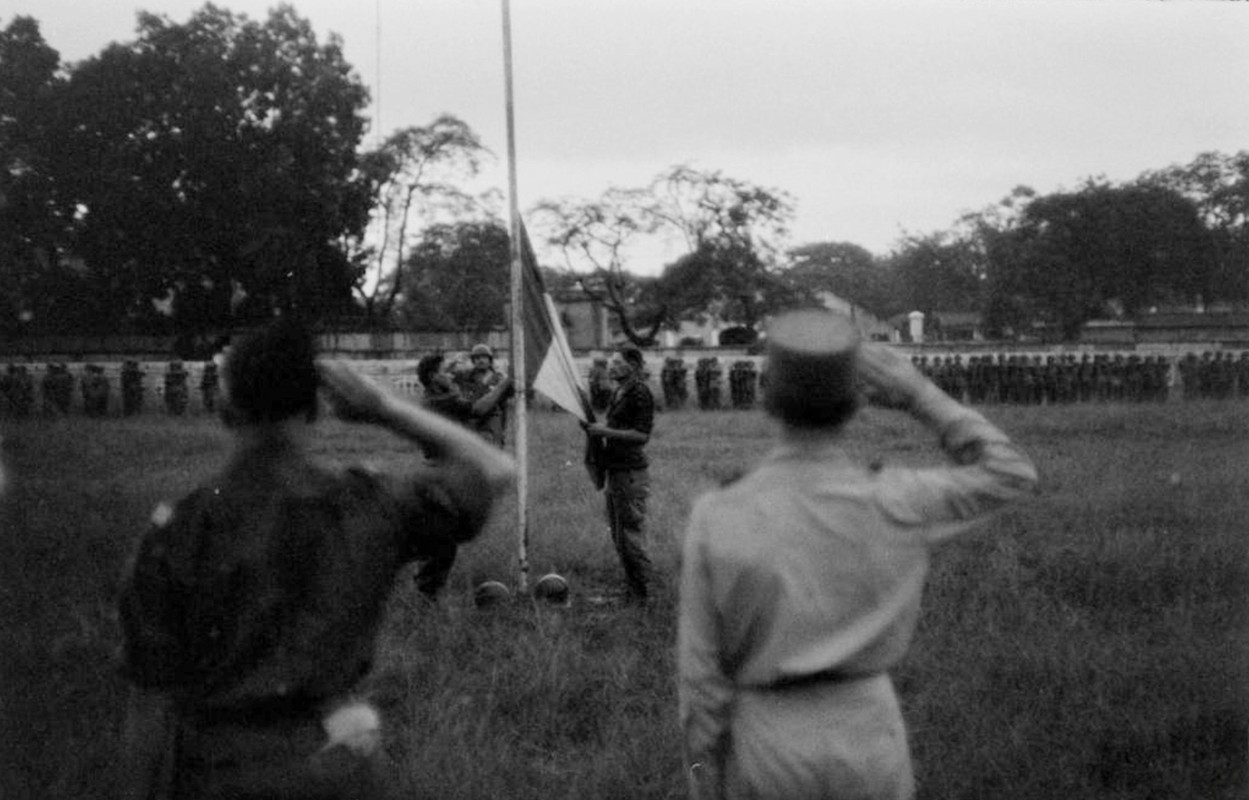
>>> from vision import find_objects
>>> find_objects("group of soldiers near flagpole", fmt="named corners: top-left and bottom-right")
top-left (2, 347), bottom-right (1248, 419)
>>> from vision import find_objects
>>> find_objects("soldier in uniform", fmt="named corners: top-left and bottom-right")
top-left (0, 365), bottom-right (13, 417)
top-left (200, 360), bottom-right (220, 414)
top-left (122, 360), bottom-right (146, 416)
top-left (455, 344), bottom-right (512, 447)
top-left (582, 344), bottom-right (656, 604)
top-left (695, 357), bottom-right (723, 411)
top-left (117, 319), bottom-right (515, 800)
top-left (164, 361), bottom-right (189, 415)
top-left (407, 352), bottom-right (481, 601)
top-left (661, 357), bottom-right (690, 411)
top-left (10, 365), bottom-right (34, 418)
top-left (80, 365), bottom-right (108, 417)
top-left (728, 360), bottom-right (759, 409)
top-left (42, 363), bottom-right (74, 416)
top-left (677, 310), bottom-right (1037, 800)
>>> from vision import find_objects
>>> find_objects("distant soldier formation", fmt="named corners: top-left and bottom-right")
top-left (0, 360), bottom-right (222, 418)
top-left (915, 351), bottom-right (1249, 405)
top-left (1, 349), bottom-right (1247, 419)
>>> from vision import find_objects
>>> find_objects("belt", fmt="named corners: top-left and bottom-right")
top-left (769, 669), bottom-right (882, 690)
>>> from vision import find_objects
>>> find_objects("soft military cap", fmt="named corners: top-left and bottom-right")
top-left (763, 309), bottom-right (861, 428)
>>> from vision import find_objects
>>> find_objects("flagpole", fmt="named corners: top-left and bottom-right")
top-left (501, 0), bottom-right (529, 594)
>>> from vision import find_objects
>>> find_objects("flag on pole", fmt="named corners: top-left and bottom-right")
top-left (518, 221), bottom-right (592, 421)
top-left (516, 220), bottom-right (606, 487)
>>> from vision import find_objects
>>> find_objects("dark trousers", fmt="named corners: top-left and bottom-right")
top-left (413, 538), bottom-right (458, 599)
top-left (605, 468), bottom-right (651, 599)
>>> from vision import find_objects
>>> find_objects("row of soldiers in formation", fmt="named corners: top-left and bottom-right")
top-left (4, 349), bottom-right (1248, 419)
top-left (592, 350), bottom-right (1249, 412)
top-left (917, 351), bottom-right (1249, 405)
top-left (0, 360), bottom-right (219, 418)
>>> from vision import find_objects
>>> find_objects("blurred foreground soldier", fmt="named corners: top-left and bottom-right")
top-left (678, 310), bottom-right (1038, 800)
top-left (117, 319), bottom-right (515, 800)
top-left (411, 352), bottom-right (479, 600)
top-left (164, 361), bottom-right (189, 415)
top-left (582, 344), bottom-right (655, 604)
top-left (122, 361), bottom-right (146, 416)
top-left (456, 344), bottom-right (512, 447)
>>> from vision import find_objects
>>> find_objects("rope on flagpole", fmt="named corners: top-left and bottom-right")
top-left (501, 0), bottom-right (529, 594)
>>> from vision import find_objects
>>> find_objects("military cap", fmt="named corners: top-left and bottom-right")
top-left (763, 309), bottom-right (860, 428)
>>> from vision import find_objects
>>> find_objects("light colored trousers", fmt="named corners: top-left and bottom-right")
top-left (723, 673), bottom-right (915, 800)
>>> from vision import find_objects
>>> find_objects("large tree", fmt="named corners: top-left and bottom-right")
top-left (351, 115), bottom-right (493, 326)
top-left (0, 16), bottom-right (69, 333)
top-left (1139, 151), bottom-right (1249, 305)
top-left (784, 241), bottom-right (904, 318)
top-left (987, 180), bottom-right (1213, 339)
top-left (529, 188), bottom-right (664, 345)
top-left (885, 231), bottom-right (988, 318)
top-left (646, 163), bottom-right (793, 257)
top-left (397, 220), bottom-right (510, 332)
top-left (656, 240), bottom-right (801, 333)
top-left (46, 3), bottom-right (373, 333)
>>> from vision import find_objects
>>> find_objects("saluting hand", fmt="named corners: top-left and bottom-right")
top-left (857, 343), bottom-right (934, 409)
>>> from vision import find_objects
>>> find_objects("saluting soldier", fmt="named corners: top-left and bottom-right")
top-left (455, 344), bottom-right (512, 447)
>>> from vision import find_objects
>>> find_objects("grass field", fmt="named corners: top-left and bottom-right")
top-left (1, 400), bottom-right (1246, 799)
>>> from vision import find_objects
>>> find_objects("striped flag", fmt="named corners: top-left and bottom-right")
top-left (518, 221), bottom-right (593, 421)
top-left (517, 221), bottom-right (606, 488)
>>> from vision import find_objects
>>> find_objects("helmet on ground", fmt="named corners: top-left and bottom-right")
top-left (474, 580), bottom-right (511, 608)
top-left (533, 573), bottom-right (570, 605)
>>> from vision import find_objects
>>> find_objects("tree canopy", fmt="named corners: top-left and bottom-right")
top-left (2, 7), bottom-right (372, 334)
top-left (2, 10), bottom-right (1245, 342)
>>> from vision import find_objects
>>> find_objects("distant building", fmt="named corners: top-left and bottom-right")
top-left (887, 309), bottom-right (984, 343)
top-left (1081, 310), bottom-right (1249, 346)
top-left (552, 291), bottom-right (612, 350)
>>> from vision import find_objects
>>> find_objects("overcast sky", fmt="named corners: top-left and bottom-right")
top-left (15, 0), bottom-right (1249, 273)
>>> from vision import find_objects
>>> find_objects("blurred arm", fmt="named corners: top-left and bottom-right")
top-left (858, 344), bottom-right (1039, 539)
top-left (319, 361), bottom-right (515, 497)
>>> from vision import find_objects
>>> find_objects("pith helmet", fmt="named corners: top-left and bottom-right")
top-left (470, 344), bottom-right (493, 360)
top-left (763, 310), bottom-right (861, 428)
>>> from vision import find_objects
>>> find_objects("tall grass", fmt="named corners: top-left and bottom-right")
top-left (1, 401), bottom-right (1245, 799)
